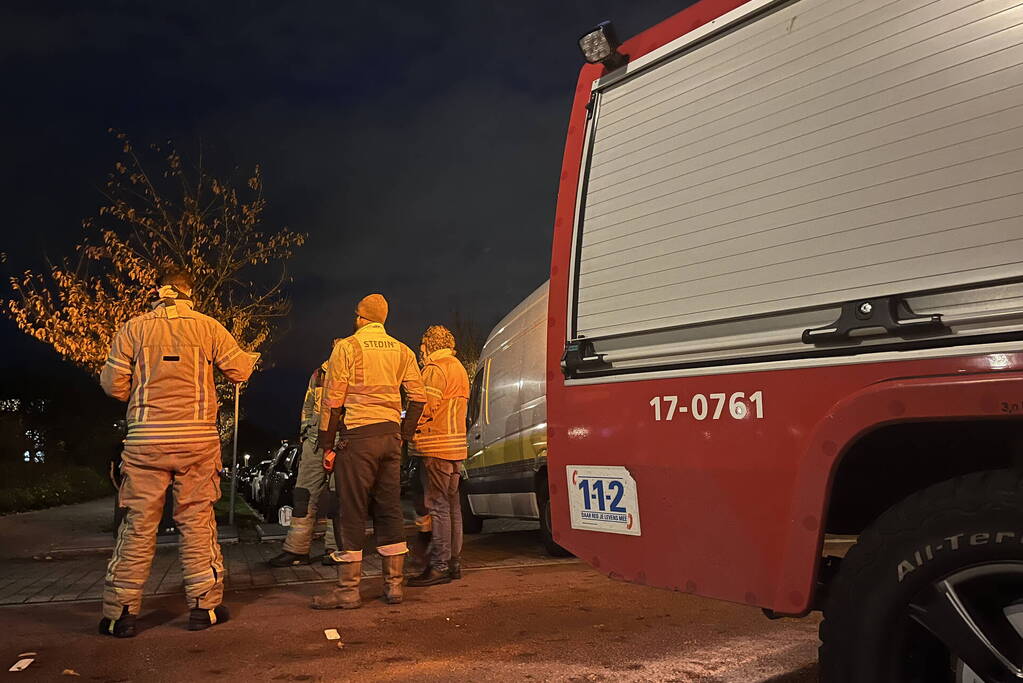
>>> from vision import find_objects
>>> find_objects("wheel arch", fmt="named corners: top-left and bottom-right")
top-left (824, 419), bottom-right (1023, 537)
top-left (773, 370), bottom-right (1023, 615)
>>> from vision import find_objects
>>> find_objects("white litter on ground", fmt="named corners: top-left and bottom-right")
top-left (324, 629), bottom-right (341, 641)
top-left (9, 658), bottom-right (34, 672)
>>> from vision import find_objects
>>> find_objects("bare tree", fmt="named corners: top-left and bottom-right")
top-left (450, 308), bottom-right (487, 379)
top-left (6, 132), bottom-right (306, 433)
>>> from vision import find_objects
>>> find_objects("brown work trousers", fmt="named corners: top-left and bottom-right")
top-left (332, 430), bottom-right (408, 562)
top-left (102, 441), bottom-right (225, 619)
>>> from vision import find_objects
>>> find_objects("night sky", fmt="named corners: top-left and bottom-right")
top-left (1, 0), bottom-right (691, 439)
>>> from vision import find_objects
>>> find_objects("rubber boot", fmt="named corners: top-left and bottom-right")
top-left (188, 605), bottom-right (230, 631)
top-left (311, 561), bottom-right (362, 610)
top-left (98, 606), bottom-right (137, 638)
top-left (449, 557), bottom-right (462, 581)
top-left (382, 554), bottom-right (405, 605)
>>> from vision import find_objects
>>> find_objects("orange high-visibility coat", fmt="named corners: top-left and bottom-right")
top-left (413, 348), bottom-right (469, 460)
top-left (320, 322), bottom-right (426, 431)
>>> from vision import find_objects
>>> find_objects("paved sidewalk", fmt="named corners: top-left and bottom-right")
top-left (0, 497), bottom-right (119, 560)
top-left (0, 520), bottom-right (574, 607)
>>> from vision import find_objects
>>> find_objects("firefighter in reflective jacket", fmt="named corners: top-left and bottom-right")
top-left (269, 349), bottom-right (335, 567)
top-left (98, 265), bottom-right (257, 638)
top-left (407, 325), bottom-right (470, 587)
top-left (312, 294), bottom-right (426, 610)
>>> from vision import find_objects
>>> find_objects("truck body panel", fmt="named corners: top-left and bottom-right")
top-left (547, 0), bottom-right (1023, 614)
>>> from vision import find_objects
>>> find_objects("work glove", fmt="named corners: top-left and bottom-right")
top-left (401, 401), bottom-right (425, 442)
top-left (318, 407), bottom-right (342, 450)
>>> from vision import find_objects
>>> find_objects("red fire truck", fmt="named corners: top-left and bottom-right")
top-left (547, 1), bottom-right (1023, 680)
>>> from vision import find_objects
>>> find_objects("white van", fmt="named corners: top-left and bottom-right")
top-left (461, 281), bottom-right (566, 555)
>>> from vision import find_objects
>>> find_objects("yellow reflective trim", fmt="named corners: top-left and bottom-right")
top-left (483, 359), bottom-right (491, 425)
top-left (466, 424), bottom-right (548, 469)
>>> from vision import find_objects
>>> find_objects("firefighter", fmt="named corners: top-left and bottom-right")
top-left (98, 265), bottom-right (257, 637)
top-left (109, 418), bottom-right (175, 538)
top-left (311, 294), bottom-right (426, 610)
top-left (407, 325), bottom-right (470, 587)
top-left (269, 343), bottom-right (341, 567)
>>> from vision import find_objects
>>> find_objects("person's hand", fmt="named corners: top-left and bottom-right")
top-left (323, 448), bottom-right (336, 473)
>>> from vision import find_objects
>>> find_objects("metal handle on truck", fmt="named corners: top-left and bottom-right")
top-left (802, 297), bottom-right (947, 345)
top-left (561, 338), bottom-right (611, 377)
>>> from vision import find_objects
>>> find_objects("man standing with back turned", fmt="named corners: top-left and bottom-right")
top-left (312, 294), bottom-right (426, 610)
top-left (98, 265), bottom-right (257, 637)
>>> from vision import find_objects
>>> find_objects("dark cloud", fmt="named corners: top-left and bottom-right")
top-left (1, 0), bottom-right (691, 436)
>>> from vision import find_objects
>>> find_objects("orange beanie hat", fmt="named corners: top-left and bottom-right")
top-left (356, 294), bottom-right (388, 324)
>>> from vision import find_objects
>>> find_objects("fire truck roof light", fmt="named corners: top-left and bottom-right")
top-left (578, 21), bottom-right (626, 69)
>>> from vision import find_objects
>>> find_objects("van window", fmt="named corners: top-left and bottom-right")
top-left (466, 369), bottom-right (484, 429)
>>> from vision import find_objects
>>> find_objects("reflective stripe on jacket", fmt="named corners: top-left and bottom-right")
top-left (413, 348), bottom-right (469, 460)
top-left (299, 362), bottom-right (328, 436)
top-left (100, 299), bottom-right (256, 446)
top-left (320, 323), bottom-right (426, 431)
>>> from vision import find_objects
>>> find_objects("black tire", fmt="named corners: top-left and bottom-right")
top-left (820, 469), bottom-right (1023, 683)
top-left (539, 482), bottom-right (572, 558)
top-left (460, 487), bottom-right (484, 535)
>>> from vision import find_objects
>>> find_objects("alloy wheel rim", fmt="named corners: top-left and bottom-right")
top-left (906, 562), bottom-right (1023, 682)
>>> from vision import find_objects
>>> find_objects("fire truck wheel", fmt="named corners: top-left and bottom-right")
top-left (819, 469), bottom-right (1023, 683)
top-left (539, 484), bottom-right (572, 558)
top-left (460, 488), bottom-right (484, 535)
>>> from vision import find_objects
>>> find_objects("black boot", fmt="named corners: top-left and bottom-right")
top-left (407, 565), bottom-right (452, 587)
top-left (188, 605), bottom-right (230, 631)
top-left (98, 606), bottom-right (137, 638)
top-left (449, 557), bottom-right (462, 580)
top-left (269, 550), bottom-right (310, 567)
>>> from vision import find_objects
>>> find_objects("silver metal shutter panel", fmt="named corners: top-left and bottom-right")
top-left (575, 0), bottom-right (1023, 340)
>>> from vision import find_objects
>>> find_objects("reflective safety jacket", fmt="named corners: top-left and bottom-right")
top-left (100, 298), bottom-right (256, 446)
top-left (319, 323), bottom-right (426, 435)
top-left (413, 348), bottom-right (469, 460)
top-left (299, 361), bottom-right (328, 437)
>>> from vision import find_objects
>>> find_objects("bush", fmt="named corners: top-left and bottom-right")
top-left (0, 463), bottom-right (112, 515)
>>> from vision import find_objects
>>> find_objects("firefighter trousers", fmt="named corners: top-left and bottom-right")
top-left (102, 441), bottom-right (225, 619)
top-left (282, 435), bottom-right (329, 555)
top-left (332, 430), bottom-right (408, 561)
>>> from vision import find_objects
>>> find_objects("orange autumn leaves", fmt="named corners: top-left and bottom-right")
top-left (6, 132), bottom-right (305, 385)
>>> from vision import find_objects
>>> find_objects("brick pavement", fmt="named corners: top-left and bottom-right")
top-left (0, 520), bottom-right (576, 607)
